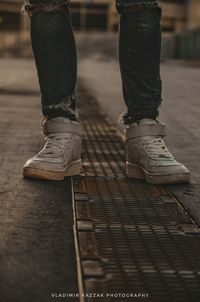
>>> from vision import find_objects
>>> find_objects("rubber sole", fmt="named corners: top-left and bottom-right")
top-left (126, 161), bottom-right (190, 185)
top-left (23, 159), bottom-right (82, 181)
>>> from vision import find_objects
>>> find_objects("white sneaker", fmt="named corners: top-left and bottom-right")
top-left (23, 117), bottom-right (82, 180)
top-left (125, 119), bottom-right (190, 184)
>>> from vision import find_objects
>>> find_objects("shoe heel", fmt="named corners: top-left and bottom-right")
top-left (65, 159), bottom-right (82, 176)
top-left (126, 161), bottom-right (145, 179)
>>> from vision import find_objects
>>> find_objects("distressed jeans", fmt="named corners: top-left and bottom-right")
top-left (24, 0), bottom-right (162, 123)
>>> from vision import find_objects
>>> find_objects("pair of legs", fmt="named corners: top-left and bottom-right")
top-left (24, 0), bottom-right (162, 122)
top-left (23, 0), bottom-right (190, 184)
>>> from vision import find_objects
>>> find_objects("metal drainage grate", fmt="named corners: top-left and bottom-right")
top-left (72, 83), bottom-right (200, 302)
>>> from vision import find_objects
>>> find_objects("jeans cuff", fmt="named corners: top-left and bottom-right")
top-left (42, 95), bottom-right (78, 121)
top-left (121, 111), bottom-right (159, 124)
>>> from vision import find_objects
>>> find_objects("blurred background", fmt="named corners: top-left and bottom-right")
top-left (1, 0), bottom-right (200, 58)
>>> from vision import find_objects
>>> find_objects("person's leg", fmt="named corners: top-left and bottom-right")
top-left (23, 0), bottom-right (82, 180)
top-left (26, 0), bottom-right (77, 120)
top-left (117, 0), bottom-right (190, 184)
top-left (117, 0), bottom-right (161, 123)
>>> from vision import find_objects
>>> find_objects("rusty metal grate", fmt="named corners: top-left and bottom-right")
top-left (72, 84), bottom-right (200, 302)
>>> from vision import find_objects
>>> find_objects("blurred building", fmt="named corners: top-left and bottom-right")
top-left (64, 0), bottom-right (200, 33)
top-left (0, 0), bottom-right (28, 40)
top-left (186, 0), bottom-right (200, 29)
top-left (0, 0), bottom-right (200, 33)
top-left (161, 0), bottom-right (200, 34)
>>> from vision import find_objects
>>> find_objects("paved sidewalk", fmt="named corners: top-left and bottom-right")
top-left (0, 59), bottom-right (78, 302)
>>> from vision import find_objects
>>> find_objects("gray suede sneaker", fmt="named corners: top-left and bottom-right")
top-left (23, 117), bottom-right (82, 180)
top-left (125, 119), bottom-right (190, 184)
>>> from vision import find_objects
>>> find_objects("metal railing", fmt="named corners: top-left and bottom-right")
top-left (161, 27), bottom-right (200, 60)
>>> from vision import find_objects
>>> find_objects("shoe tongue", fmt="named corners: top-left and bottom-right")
top-left (139, 118), bottom-right (157, 126)
top-left (50, 117), bottom-right (71, 123)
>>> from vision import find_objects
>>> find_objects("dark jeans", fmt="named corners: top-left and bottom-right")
top-left (24, 0), bottom-right (162, 123)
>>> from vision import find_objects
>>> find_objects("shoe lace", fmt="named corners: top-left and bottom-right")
top-left (40, 134), bottom-right (73, 157)
top-left (140, 136), bottom-right (173, 160)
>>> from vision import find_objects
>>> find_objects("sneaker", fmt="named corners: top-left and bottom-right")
top-left (23, 117), bottom-right (82, 180)
top-left (125, 118), bottom-right (190, 184)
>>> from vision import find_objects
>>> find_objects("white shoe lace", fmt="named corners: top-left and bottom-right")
top-left (39, 134), bottom-right (73, 157)
top-left (139, 136), bottom-right (174, 160)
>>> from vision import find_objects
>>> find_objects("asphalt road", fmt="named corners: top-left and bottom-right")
top-left (0, 59), bottom-right (78, 302)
